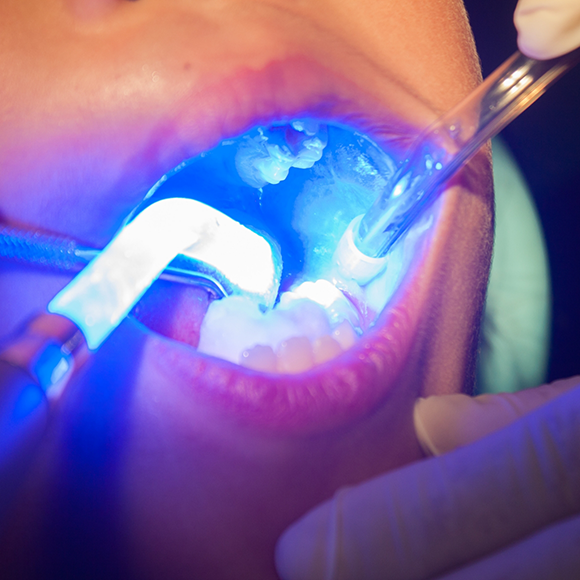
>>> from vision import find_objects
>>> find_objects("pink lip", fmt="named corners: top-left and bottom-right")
top-left (122, 55), bottom-right (443, 435)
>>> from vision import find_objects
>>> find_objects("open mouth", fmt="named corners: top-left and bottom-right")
top-left (128, 117), bottom-right (441, 434)
top-left (0, 6), bottom-right (471, 436)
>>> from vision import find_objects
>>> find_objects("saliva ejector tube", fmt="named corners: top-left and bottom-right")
top-left (337, 49), bottom-right (580, 285)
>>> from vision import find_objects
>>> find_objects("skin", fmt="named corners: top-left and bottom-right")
top-left (0, 0), bottom-right (493, 578)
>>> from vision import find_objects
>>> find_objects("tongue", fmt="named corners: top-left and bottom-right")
top-left (131, 279), bottom-right (213, 348)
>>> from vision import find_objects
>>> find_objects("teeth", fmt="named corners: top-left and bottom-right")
top-left (276, 298), bottom-right (332, 341)
top-left (332, 320), bottom-right (357, 350)
top-left (276, 336), bottom-right (315, 374)
top-left (279, 280), bottom-right (360, 328)
top-left (312, 335), bottom-right (343, 364)
top-left (291, 119), bottom-right (319, 136)
top-left (198, 289), bottom-right (358, 374)
top-left (240, 344), bottom-right (277, 373)
top-left (235, 123), bottom-right (328, 188)
top-left (239, 331), bottom-right (348, 374)
top-left (253, 143), bottom-right (294, 185)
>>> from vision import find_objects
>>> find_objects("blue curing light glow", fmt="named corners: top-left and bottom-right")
top-left (11, 383), bottom-right (44, 422)
top-left (32, 342), bottom-right (73, 392)
top-left (49, 197), bottom-right (281, 350)
top-left (127, 120), bottom-right (423, 329)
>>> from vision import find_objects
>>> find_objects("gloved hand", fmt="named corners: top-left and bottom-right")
top-left (515, 0), bottom-right (580, 59)
top-left (275, 376), bottom-right (580, 580)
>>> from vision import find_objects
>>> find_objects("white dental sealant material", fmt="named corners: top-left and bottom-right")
top-left (235, 120), bottom-right (328, 188)
top-left (139, 120), bottom-right (436, 373)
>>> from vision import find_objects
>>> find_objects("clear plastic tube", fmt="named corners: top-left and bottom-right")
top-left (355, 49), bottom-right (580, 259)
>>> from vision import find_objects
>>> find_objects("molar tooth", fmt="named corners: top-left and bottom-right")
top-left (332, 320), bottom-right (357, 350)
top-left (254, 144), bottom-right (294, 184)
top-left (276, 298), bottom-right (331, 342)
top-left (235, 121), bottom-right (328, 188)
top-left (240, 344), bottom-right (277, 373)
top-left (276, 336), bottom-right (314, 374)
top-left (312, 335), bottom-right (343, 364)
top-left (282, 280), bottom-right (360, 328)
top-left (291, 119), bottom-right (319, 136)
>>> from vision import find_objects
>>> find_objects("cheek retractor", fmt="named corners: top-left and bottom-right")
top-left (48, 197), bottom-right (282, 350)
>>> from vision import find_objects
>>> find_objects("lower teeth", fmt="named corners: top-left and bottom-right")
top-left (197, 290), bottom-right (359, 372)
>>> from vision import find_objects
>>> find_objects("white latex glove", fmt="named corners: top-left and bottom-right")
top-left (275, 376), bottom-right (580, 580)
top-left (515, 0), bottom-right (580, 59)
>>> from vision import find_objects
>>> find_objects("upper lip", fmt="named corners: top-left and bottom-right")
top-left (127, 54), bottom-right (445, 435)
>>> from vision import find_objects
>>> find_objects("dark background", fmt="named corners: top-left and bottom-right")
top-left (464, 0), bottom-right (580, 381)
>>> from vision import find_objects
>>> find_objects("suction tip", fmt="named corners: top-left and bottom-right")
top-left (334, 215), bottom-right (388, 286)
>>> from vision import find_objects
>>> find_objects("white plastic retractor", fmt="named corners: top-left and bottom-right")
top-left (334, 215), bottom-right (389, 286)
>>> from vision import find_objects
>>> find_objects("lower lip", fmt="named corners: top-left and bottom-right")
top-left (130, 120), bottom-right (440, 435)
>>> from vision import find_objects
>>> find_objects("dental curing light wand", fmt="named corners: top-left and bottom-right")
top-left (337, 48), bottom-right (580, 285)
